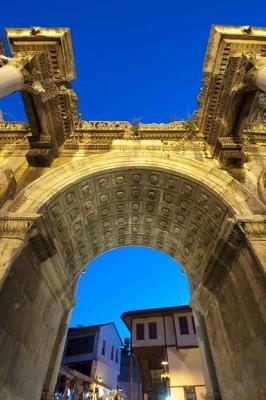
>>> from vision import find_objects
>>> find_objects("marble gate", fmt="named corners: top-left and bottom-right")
top-left (0, 25), bottom-right (265, 400)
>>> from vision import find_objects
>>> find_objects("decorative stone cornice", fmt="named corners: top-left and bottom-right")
top-left (79, 120), bottom-right (131, 131)
top-left (0, 122), bottom-right (27, 131)
top-left (0, 121), bottom-right (265, 157)
top-left (196, 25), bottom-right (266, 167)
top-left (3, 27), bottom-right (79, 166)
top-left (0, 213), bottom-right (39, 239)
top-left (0, 212), bottom-right (57, 262)
top-left (258, 171), bottom-right (266, 205)
top-left (78, 120), bottom-right (190, 132)
top-left (236, 216), bottom-right (266, 239)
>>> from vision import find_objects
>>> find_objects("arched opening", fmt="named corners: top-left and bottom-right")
top-left (60, 246), bottom-right (207, 400)
top-left (70, 246), bottom-right (190, 338)
top-left (0, 154), bottom-right (265, 400)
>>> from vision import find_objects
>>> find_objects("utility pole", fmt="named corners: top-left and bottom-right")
top-left (130, 352), bottom-right (134, 400)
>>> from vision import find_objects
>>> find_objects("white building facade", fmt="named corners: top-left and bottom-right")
top-left (62, 323), bottom-right (123, 391)
top-left (122, 306), bottom-right (206, 400)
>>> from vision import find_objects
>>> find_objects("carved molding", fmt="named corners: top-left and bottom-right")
top-left (0, 212), bottom-right (74, 310)
top-left (3, 27), bottom-right (79, 166)
top-left (0, 213), bottom-right (39, 239)
top-left (0, 212), bottom-right (57, 261)
top-left (237, 216), bottom-right (266, 239)
top-left (0, 119), bottom-right (265, 159)
top-left (0, 25), bottom-right (266, 163)
top-left (258, 170), bottom-right (266, 205)
top-left (0, 122), bottom-right (27, 131)
top-left (0, 168), bottom-right (16, 208)
top-left (197, 25), bottom-right (266, 166)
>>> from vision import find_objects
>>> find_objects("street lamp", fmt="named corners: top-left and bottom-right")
top-left (161, 361), bottom-right (168, 366)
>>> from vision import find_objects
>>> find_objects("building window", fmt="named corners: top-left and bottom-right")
top-left (191, 316), bottom-right (196, 334)
top-left (148, 322), bottom-right (157, 339)
top-left (65, 335), bottom-right (95, 356)
top-left (136, 323), bottom-right (144, 340)
top-left (184, 386), bottom-right (196, 400)
top-left (101, 340), bottom-right (106, 356)
top-left (111, 345), bottom-right (114, 360)
top-left (116, 349), bottom-right (119, 363)
top-left (179, 316), bottom-right (189, 335)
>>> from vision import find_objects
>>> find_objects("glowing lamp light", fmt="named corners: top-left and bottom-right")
top-left (160, 372), bottom-right (170, 380)
top-left (161, 361), bottom-right (168, 366)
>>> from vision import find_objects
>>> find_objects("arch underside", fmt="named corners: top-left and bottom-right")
top-left (40, 167), bottom-right (231, 284)
top-left (9, 152), bottom-right (265, 285)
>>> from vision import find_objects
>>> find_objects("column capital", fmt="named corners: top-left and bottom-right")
top-left (0, 212), bottom-right (58, 264)
top-left (236, 216), bottom-right (266, 240)
top-left (0, 212), bottom-right (40, 240)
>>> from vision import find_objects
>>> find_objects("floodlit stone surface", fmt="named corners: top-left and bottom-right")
top-left (0, 25), bottom-right (265, 400)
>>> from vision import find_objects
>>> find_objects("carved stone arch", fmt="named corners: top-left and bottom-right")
top-left (0, 151), bottom-right (265, 400)
top-left (4, 151), bottom-right (264, 283)
top-left (9, 151), bottom-right (265, 216)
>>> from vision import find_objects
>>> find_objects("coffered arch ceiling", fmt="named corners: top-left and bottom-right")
top-left (10, 152), bottom-right (265, 285)
top-left (41, 167), bottom-right (230, 285)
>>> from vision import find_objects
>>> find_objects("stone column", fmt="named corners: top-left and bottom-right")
top-left (0, 213), bottom-right (39, 289)
top-left (194, 311), bottom-right (222, 400)
top-left (192, 219), bottom-right (266, 400)
top-left (41, 308), bottom-right (73, 400)
top-left (189, 279), bottom-right (221, 400)
top-left (0, 213), bottom-right (75, 400)
top-left (0, 64), bottom-right (25, 98)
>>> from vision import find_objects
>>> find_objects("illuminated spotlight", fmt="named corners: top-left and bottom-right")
top-left (161, 361), bottom-right (168, 366)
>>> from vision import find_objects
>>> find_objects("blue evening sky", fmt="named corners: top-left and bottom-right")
top-left (1, 0), bottom-right (265, 338)
top-left (71, 247), bottom-right (189, 339)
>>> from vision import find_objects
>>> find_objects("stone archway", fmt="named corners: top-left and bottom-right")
top-left (0, 151), bottom-right (265, 400)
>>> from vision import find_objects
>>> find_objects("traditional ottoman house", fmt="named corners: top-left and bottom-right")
top-left (122, 306), bottom-right (207, 400)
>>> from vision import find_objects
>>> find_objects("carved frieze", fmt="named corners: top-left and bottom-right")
top-left (0, 213), bottom-right (58, 266)
top-left (237, 217), bottom-right (266, 239)
top-left (0, 213), bottom-right (38, 239)
top-left (198, 25), bottom-right (266, 165)
top-left (4, 27), bottom-right (79, 166)
top-left (248, 92), bottom-right (266, 124)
